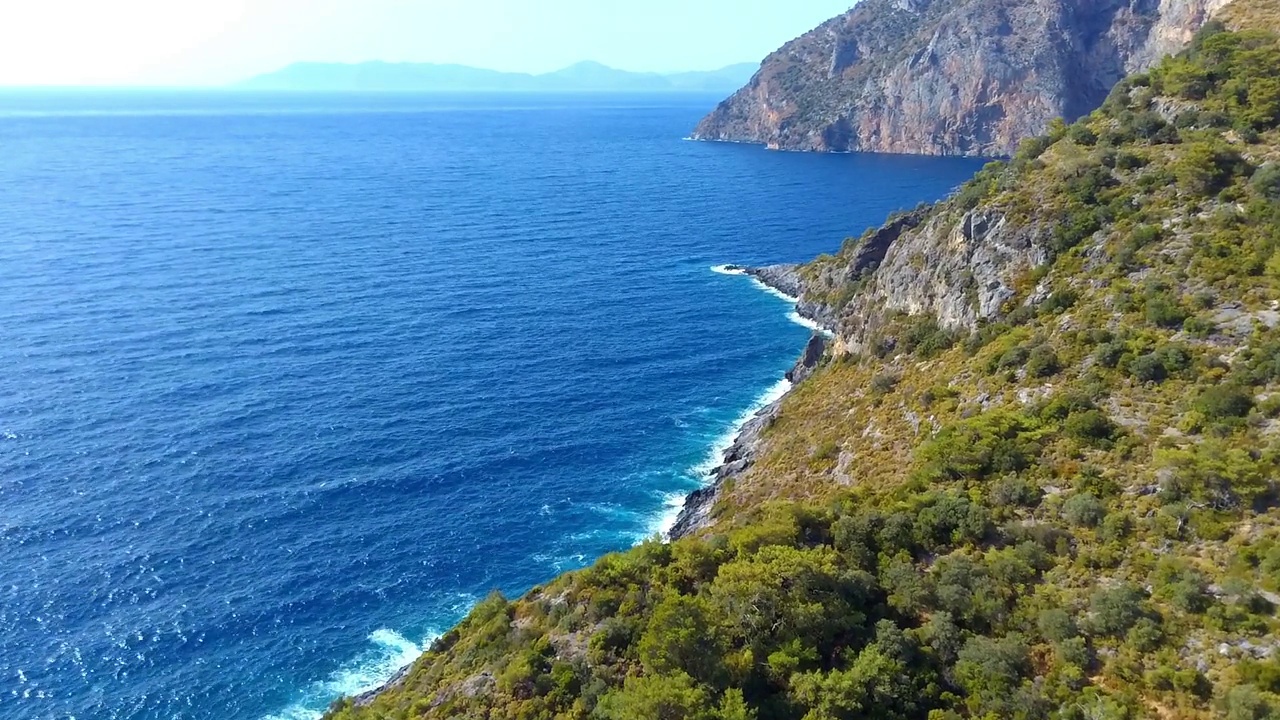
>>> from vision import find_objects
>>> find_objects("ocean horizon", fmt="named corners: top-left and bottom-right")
top-left (0, 90), bottom-right (983, 720)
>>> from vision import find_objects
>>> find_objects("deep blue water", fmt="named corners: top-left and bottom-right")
top-left (0, 91), bottom-right (983, 720)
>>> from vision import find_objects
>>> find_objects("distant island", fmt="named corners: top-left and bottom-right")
top-left (236, 60), bottom-right (758, 93)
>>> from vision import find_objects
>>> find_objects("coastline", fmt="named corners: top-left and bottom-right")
top-left (668, 264), bottom-right (831, 540)
top-left (342, 264), bottom-right (831, 713)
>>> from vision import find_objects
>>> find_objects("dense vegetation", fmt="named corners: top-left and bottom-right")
top-left (328, 16), bottom-right (1280, 720)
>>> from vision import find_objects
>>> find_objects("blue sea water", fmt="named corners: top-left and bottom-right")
top-left (0, 90), bottom-right (983, 720)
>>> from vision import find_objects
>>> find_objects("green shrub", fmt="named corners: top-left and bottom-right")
top-left (1041, 289), bottom-right (1079, 315)
top-left (1039, 391), bottom-right (1097, 421)
top-left (1183, 315), bottom-right (1215, 337)
top-left (1063, 493), bottom-right (1107, 528)
top-left (1173, 141), bottom-right (1243, 195)
top-left (1130, 354), bottom-right (1168, 382)
top-left (1239, 659), bottom-right (1280, 694)
top-left (900, 315), bottom-right (957, 358)
top-left (998, 346), bottom-right (1031, 370)
top-left (1155, 344), bottom-right (1192, 373)
top-left (917, 412), bottom-right (1041, 481)
top-left (1053, 207), bottom-right (1105, 252)
top-left (1152, 560), bottom-right (1213, 614)
top-left (1063, 410), bottom-right (1116, 444)
top-left (953, 634), bottom-right (1036, 718)
top-left (1125, 617), bottom-right (1164, 652)
top-left (1094, 342), bottom-right (1126, 368)
top-left (1015, 134), bottom-right (1054, 162)
top-left (595, 672), bottom-right (713, 720)
top-left (1157, 56), bottom-right (1212, 99)
top-left (1195, 385), bottom-right (1255, 418)
top-left (1026, 346), bottom-right (1062, 378)
top-left (1066, 124), bottom-right (1099, 146)
top-left (989, 477), bottom-right (1042, 508)
top-left (1037, 608), bottom-right (1079, 643)
top-left (1087, 583), bottom-right (1148, 636)
top-left (1251, 162), bottom-right (1280, 199)
top-left (1146, 293), bottom-right (1190, 328)
top-left (1115, 150), bottom-right (1148, 170)
top-left (871, 372), bottom-right (901, 396)
top-left (1222, 684), bottom-right (1280, 720)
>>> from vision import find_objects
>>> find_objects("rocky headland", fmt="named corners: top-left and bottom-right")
top-left (693, 0), bottom-right (1233, 156)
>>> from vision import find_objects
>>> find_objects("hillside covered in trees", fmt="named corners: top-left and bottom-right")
top-left (327, 7), bottom-right (1280, 720)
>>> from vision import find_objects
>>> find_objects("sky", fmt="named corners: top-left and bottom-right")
top-left (0, 1), bottom-right (856, 87)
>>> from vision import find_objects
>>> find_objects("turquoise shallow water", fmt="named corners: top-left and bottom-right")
top-left (0, 90), bottom-right (983, 720)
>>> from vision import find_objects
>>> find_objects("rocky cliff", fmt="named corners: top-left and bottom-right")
top-left (693, 0), bottom-right (1233, 156)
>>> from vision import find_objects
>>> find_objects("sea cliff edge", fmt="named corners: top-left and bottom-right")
top-left (668, 264), bottom-right (830, 540)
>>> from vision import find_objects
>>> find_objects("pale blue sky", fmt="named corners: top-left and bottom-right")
top-left (0, 1), bottom-right (856, 87)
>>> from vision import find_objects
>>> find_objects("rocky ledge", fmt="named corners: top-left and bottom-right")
top-left (721, 263), bottom-right (839, 331)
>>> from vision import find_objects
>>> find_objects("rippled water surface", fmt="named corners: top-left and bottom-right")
top-left (0, 91), bottom-right (983, 719)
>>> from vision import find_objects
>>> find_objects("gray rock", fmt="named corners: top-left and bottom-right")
top-left (745, 264), bottom-right (805, 298)
top-left (787, 333), bottom-right (828, 384)
top-left (803, 202), bottom-right (1055, 351)
top-left (668, 395), bottom-right (786, 540)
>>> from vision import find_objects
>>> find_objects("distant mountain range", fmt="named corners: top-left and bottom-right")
top-left (237, 61), bottom-right (759, 93)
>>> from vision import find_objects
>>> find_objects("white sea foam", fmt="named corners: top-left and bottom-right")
top-left (262, 627), bottom-right (441, 720)
top-left (648, 490), bottom-right (694, 541)
top-left (533, 552), bottom-right (590, 572)
top-left (710, 264), bottom-right (830, 333)
top-left (650, 376), bottom-right (793, 540)
top-left (636, 264), bottom-right (840, 541)
top-left (692, 377), bottom-right (792, 479)
top-left (748, 277), bottom-right (799, 303)
top-left (788, 310), bottom-right (830, 335)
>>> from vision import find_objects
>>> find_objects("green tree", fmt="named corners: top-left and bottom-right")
top-left (1174, 141), bottom-right (1242, 195)
top-left (1038, 608), bottom-right (1079, 643)
top-left (716, 688), bottom-right (757, 720)
top-left (595, 672), bottom-right (714, 720)
top-left (1026, 346), bottom-right (1062, 378)
top-left (1087, 584), bottom-right (1148, 636)
top-left (1063, 411), bottom-right (1117, 445)
top-left (709, 545), bottom-right (863, 659)
top-left (639, 594), bottom-right (726, 686)
top-left (1223, 684), bottom-right (1280, 720)
top-left (954, 634), bottom-right (1035, 718)
top-left (792, 646), bottom-right (916, 720)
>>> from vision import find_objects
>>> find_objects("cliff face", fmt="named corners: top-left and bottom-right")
top-left (693, 0), bottom-right (1233, 156)
top-left (802, 203), bottom-right (1056, 351)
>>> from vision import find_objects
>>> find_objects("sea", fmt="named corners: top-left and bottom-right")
top-left (0, 90), bottom-right (983, 720)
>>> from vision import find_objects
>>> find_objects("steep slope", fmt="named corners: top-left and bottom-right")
top-left (693, 0), bottom-right (1232, 156)
top-left (325, 19), bottom-right (1280, 720)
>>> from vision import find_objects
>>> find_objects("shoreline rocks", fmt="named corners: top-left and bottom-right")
top-left (721, 263), bottom-right (839, 332)
top-left (669, 267), bottom-right (830, 540)
top-left (353, 664), bottom-right (412, 707)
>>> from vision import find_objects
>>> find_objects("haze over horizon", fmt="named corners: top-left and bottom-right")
top-left (0, 0), bottom-right (855, 87)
